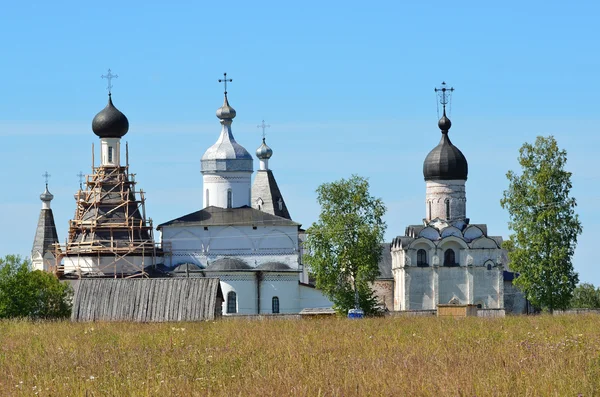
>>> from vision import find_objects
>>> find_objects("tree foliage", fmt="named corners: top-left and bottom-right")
top-left (501, 136), bottom-right (582, 312)
top-left (304, 175), bottom-right (386, 315)
top-left (570, 283), bottom-right (600, 309)
top-left (0, 255), bottom-right (72, 319)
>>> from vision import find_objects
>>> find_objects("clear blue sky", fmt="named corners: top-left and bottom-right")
top-left (0, 1), bottom-right (598, 284)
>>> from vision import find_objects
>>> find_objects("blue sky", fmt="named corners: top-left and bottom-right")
top-left (0, 1), bottom-right (598, 284)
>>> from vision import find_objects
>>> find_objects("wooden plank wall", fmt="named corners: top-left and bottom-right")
top-left (71, 278), bottom-right (222, 322)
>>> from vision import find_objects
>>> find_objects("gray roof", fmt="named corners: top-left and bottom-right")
top-left (377, 243), bottom-right (393, 279)
top-left (32, 208), bottom-right (59, 258)
top-left (173, 263), bottom-right (205, 272)
top-left (251, 170), bottom-right (291, 220)
top-left (206, 257), bottom-right (251, 271)
top-left (70, 278), bottom-right (223, 322)
top-left (256, 262), bottom-right (294, 271)
top-left (157, 205), bottom-right (300, 229)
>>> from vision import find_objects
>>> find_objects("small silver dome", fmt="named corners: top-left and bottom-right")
top-left (216, 95), bottom-right (236, 119)
top-left (40, 185), bottom-right (54, 202)
top-left (256, 138), bottom-right (273, 159)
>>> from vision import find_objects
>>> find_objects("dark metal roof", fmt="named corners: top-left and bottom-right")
top-left (256, 261), bottom-right (294, 271)
top-left (32, 208), bottom-right (59, 257)
top-left (377, 243), bottom-right (393, 279)
top-left (157, 205), bottom-right (300, 229)
top-left (206, 257), bottom-right (251, 271)
top-left (251, 170), bottom-right (291, 220)
top-left (423, 115), bottom-right (468, 181)
top-left (92, 94), bottom-right (129, 138)
top-left (173, 263), bottom-right (205, 272)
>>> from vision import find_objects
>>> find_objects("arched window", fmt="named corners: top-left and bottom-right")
top-left (417, 249), bottom-right (428, 267)
top-left (108, 146), bottom-right (113, 163)
top-left (444, 249), bottom-right (456, 266)
top-left (205, 189), bottom-right (210, 207)
top-left (487, 263), bottom-right (492, 271)
top-left (226, 291), bottom-right (237, 314)
top-left (227, 189), bottom-right (232, 208)
top-left (445, 199), bottom-right (450, 219)
top-left (272, 296), bottom-right (280, 314)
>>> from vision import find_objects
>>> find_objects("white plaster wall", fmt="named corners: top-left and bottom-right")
top-left (63, 255), bottom-right (155, 275)
top-left (438, 267), bottom-right (468, 304)
top-left (260, 276), bottom-right (302, 313)
top-left (218, 275), bottom-right (257, 315)
top-left (202, 172), bottom-right (252, 209)
top-left (425, 179), bottom-right (466, 221)
top-left (299, 284), bottom-right (333, 309)
top-left (100, 138), bottom-right (121, 167)
top-left (161, 224), bottom-right (300, 269)
top-left (472, 267), bottom-right (502, 308)
top-left (405, 268), bottom-right (434, 310)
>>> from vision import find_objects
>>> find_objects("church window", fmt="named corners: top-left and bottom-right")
top-left (445, 199), bottom-right (450, 219)
top-left (227, 189), bottom-right (232, 208)
top-left (487, 263), bottom-right (492, 270)
top-left (417, 249), bottom-right (428, 267)
top-left (272, 296), bottom-right (280, 314)
top-left (108, 146), bottom-right (113, 163)
top-left (428, 201), bottom-right (432, 219)
top-left (226, 291), bottom-right (237, 314)
top-left (205, 189), bottom-right (210, 207)
top-left (444, 249), bottom-right (457, 266)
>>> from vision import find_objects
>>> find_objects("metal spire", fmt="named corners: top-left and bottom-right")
top-left (257, 120), bottom-right (270, 139)
top-left (218, 72), bottom-right (232, 95)
top-left (101, 69), bottom-right (118, 94)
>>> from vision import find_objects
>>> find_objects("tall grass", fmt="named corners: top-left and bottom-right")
top-left (0, 315), bottom-right (598, 396)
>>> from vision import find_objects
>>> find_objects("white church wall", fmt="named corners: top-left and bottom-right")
top-left (438, 267), bottom-right (468, 305)
top-left (472, 267), bottom-right (503, 308)
top-left (299, 284), bottom-right (333, 309)
top-left (425, 179), bottom-right (467, 221)
top-left (203, 173), bottom-right (252, 209)
top-left (63, 255), bottom-right (154, 275)
top-left (161, 224), bottom-right (300, 269)
top-left (405, 268), bottom-right (434, 310)
top-left (218, 274), bottom-right (257, 315)
top-left (260, 275), bottom-right (301, 313)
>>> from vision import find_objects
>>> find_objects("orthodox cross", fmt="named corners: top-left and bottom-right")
top-left (218, 72), bottom-right (232, 94)
top-left (42, 171), bottom-right (50, 187)
top-left (257, 120), bottom-right (270, 139)
top-left (101, 69), bottom-right (118, 94)
top-left (77, 171), bottom-right (85, 189)
top-left (434, 81), bottom-right (454, 112)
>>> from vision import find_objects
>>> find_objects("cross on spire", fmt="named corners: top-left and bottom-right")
top-left (257, 120), bottom-right (270, 139)
top-left (77, 171), bottom-right (85, 189)
top-left (218, 72), bottom-right (232, 95)
top-left (101, 69), bottom-right (118, 94)
top-left (42, 171), bottom-right (51, 187)
top-left (434, 81), bottom-right (454, 112)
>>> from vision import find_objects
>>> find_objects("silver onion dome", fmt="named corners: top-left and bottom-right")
top-left (256, 138), bottom-right (273, 159)
top-left (216, 94), bottom-right (237, 120)
top-left (40, 185), bottom-right (54, 202)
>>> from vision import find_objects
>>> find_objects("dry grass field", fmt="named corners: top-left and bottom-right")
top-left (0, 315), bottom-right (599, 396)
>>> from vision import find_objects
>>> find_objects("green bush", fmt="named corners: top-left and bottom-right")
top-left (0, 255), bottom-right (72, 319)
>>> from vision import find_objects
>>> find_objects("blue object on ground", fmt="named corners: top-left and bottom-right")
top-left (348, 308), bottom-right (364, 319)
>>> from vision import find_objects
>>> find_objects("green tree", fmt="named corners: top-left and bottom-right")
top-left (304, 175), bottom-right (386, 315)
top-left (501, 136), bottom-right (582, 312)
top-left (0, 255), bottom-right (72, 319)
top-left (570, 283), bottom-right (600, 309)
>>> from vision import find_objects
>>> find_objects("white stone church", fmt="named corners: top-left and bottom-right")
top-left (156, 90), bottom-right (332, 315)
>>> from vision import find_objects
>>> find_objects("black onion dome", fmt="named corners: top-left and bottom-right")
top-left (423, 113), bottom-right (468, 181)
top-left (92, 94), bottom-right (129, 138)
